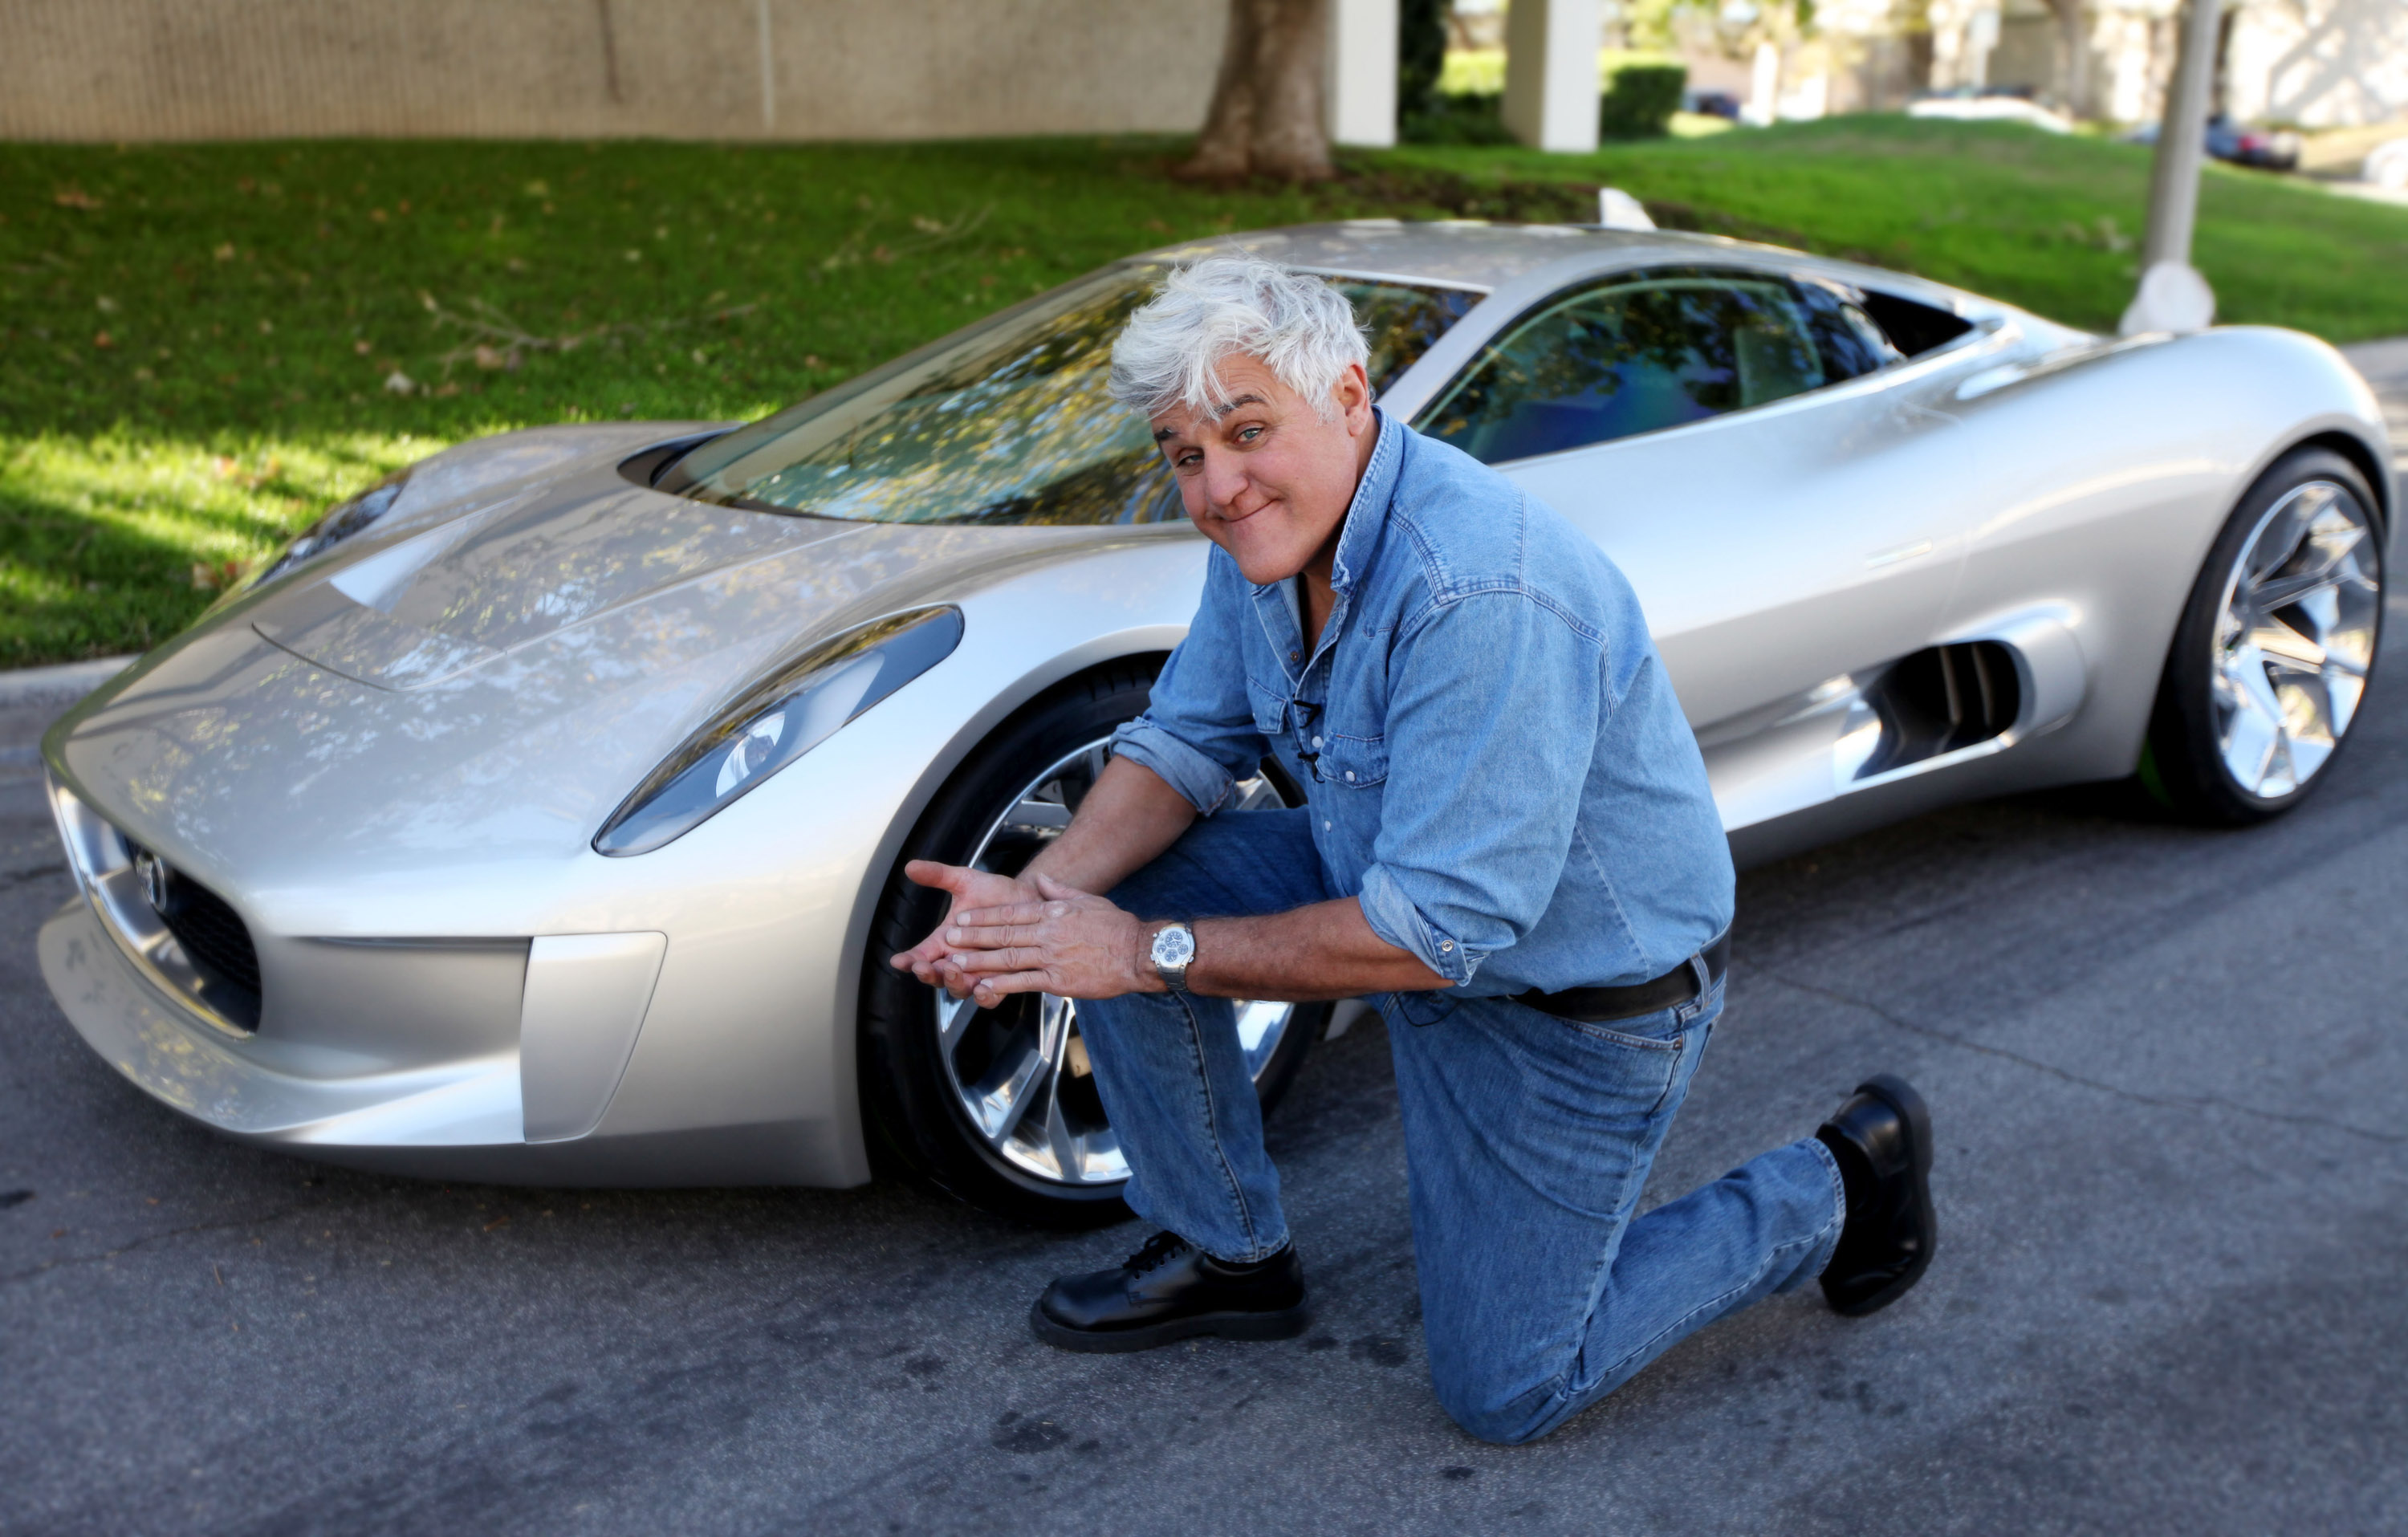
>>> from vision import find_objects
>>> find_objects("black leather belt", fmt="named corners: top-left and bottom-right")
top-left (1515, 932), bottom-right (1730, 1023)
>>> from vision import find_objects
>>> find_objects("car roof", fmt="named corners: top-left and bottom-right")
top-left (1135, 219), bottom-right (1785, 293)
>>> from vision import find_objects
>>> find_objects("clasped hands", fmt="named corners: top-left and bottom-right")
top-left (888, 860), bottom-right (1163, 1010)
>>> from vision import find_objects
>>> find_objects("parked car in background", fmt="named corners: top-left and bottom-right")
top-left (2126, 112), bottom-right (2303, 171)
top-left (2208, 113), bottom-right (2302, 171)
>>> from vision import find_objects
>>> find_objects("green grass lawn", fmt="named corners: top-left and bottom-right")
top-left (5, 120), bottom-right (2403, 663)
top-left (1396, 115), bottom-right (2408, 344)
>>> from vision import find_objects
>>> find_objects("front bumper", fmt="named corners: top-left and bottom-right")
top-left (39, 776), bottom-right (844, 1186)
top-left (39, 895), bottom-right (523, 1147)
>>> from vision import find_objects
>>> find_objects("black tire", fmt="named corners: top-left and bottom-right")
top-left (2142, 446), bottom-right (2386, 824)
top-left (858, 661), bottom-right (1325, 1228)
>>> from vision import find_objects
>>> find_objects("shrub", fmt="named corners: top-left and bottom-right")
top-left (1398, 0), bottom-right (1448, 121)
top-left (1400, 91), bottom-right (1516, 146)
top-left (1601, 62), bottom-right (1687, 140)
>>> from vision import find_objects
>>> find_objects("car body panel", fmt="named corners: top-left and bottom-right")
top-left (35, 221), bottom-right (2392, 1187)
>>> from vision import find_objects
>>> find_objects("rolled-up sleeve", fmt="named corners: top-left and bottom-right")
top-left (1108, 549), bottom-right (1271, 817)
top-left (1357, 588), bottom-right (1604, 986)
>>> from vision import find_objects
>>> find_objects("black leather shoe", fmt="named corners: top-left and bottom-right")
top-left (1815, 1074), bottom-right (1938, 1317)
top-left (1031, 1231), bottom-right (1310, 1353)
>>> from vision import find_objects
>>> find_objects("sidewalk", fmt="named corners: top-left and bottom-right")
top-left (2341, 337), bottom-right (2408, 462)
top-left (0, 654), bottom-right (132, 707)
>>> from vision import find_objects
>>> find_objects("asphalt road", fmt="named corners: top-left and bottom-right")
top-left (6, 490), bottom-right (2407, 1533)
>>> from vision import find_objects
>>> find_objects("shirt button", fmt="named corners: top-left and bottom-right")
top-left (1311, 735), bottom-right (1324, 749)
top-left (1344, 770), bottom-right (1355, 781)
top-left (1323, 819), bottom-right (1332, 831)
top-left (1289, 650), bottom-right (1300, 661)
top-left (1439, 940), bottom-right (1454, 953)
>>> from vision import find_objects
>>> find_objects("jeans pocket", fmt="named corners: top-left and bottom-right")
top-left (1506, 1000), bottom-right (1690, 1122)
top-left (1568, 1017), bottom-right (1686, 1053)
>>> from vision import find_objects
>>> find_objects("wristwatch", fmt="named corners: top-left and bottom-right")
top-left (1149, 921), bottom-right (1198, 994)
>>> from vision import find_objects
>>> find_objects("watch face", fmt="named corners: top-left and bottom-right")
top-left (1151, 925), bottom-right (1196, 968)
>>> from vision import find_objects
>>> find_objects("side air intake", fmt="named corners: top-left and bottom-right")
top-left (1854, 642), bottom-right (2022, 780)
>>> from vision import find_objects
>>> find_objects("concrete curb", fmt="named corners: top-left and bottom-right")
top-left (0, 656), bottom-right (133, 709)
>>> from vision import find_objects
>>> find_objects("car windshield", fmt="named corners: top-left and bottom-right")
top-left (662, 266), bottom-right (1478, 527)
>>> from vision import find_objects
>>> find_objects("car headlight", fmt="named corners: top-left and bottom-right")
top-left (250, 467), bottom-right (414, 588)
top-left (593, 605), bottom-right (965, 856)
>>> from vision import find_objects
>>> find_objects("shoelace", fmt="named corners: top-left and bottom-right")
top-left (1121, 1231), bottom-right (1192, 1276)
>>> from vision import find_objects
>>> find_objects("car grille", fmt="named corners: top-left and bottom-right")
top-left (127, 840), bottom-right (263, 1013)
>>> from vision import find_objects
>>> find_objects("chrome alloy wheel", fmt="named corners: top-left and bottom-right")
top-left (2211, 479), bottom-right (2383, 799)
top-left (932, 738), bottom-right (1299, 1187)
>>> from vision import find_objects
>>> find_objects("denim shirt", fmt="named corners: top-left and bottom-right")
top-left (1112, 409), bottom-right (1735, 1026)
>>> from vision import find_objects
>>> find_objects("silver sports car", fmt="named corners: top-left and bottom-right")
top-left (39, 222), bottom-right (2391, 1224)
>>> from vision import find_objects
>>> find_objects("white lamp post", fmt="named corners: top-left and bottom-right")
top-left (2121, 0), bottom-right (2226, 335)
top-left (1328, 0), bottom-right (1401, 148)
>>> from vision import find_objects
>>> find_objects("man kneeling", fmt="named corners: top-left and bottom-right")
top-left (893, 255), bottom-right (1936, 1446)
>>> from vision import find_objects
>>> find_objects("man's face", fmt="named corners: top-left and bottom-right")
top-left (1149, 354), bottom-right (1377, 586)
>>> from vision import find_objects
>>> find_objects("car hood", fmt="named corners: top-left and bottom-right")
top-left (45, 425), bottom-right (1151, 897)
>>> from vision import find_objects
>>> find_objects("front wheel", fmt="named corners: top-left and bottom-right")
top-left (858, 663), bottom-right (1325, 1227)
top-left (2143, 447), bottom-right (2386, 823)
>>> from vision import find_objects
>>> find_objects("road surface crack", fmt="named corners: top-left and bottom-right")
top-left (0, 1202), bottom-right (315, 1285)
top-left (1764, 972), bottom-right (2407, 1147)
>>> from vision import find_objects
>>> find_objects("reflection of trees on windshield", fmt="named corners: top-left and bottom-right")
top-left (678, 270), bottom-right (1479, 528)
top-left (1348, 283), bottom-right (1479, 396)
top-left (742, 282), bottom-right (1168, 527)
top-left (1422, 276), bottom-right (1828, 464)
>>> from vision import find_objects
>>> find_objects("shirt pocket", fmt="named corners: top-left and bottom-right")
top-left (1247, 678), bottom-right (1289, 739)
top-left (1320, 732), bottom-right (1389, 788)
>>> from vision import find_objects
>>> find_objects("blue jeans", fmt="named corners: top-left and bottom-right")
top-left (1075, 808), bottom-right (1847, 1446)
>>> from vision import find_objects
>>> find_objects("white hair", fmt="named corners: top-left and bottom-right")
top-left (1108, 254), bottom-right (1370, 424)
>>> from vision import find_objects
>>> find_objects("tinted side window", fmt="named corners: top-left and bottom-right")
top-left (1333, 280), bottom-right (1481, 398)
top-left (1795, 279), bottom-right (1905, 379)
top-left (1417, 274), bottom-right (1832, 464)
top-left (1860, 291), bottom-right (1975, 357)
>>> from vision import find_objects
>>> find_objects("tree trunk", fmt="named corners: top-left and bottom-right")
top-left (2047, 0), bottom-right (2092, 117)
top-left (1182, 0), bottom-right (1333, 181)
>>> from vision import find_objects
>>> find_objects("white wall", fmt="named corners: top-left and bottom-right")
top-left (2227, 0), bottom-right (2408, 128)
top-left (0, 0), bottom-right (1233, 142)
top-left (1502, 0), bottom-right (1601, 152)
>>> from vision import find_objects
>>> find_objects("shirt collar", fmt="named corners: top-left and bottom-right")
top-left (1330, 406), bottom-right (1402, 598)
top-left (1247, 405), bottom-right (1402, 603)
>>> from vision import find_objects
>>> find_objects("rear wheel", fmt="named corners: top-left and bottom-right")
top-left (2144, 448), bottom-right (2386, 823)
top-left (859, 663), bottom-right (1324, 1227)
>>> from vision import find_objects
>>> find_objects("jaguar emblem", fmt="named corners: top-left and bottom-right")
top-left (133, 850), bottom-right (171, 914)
